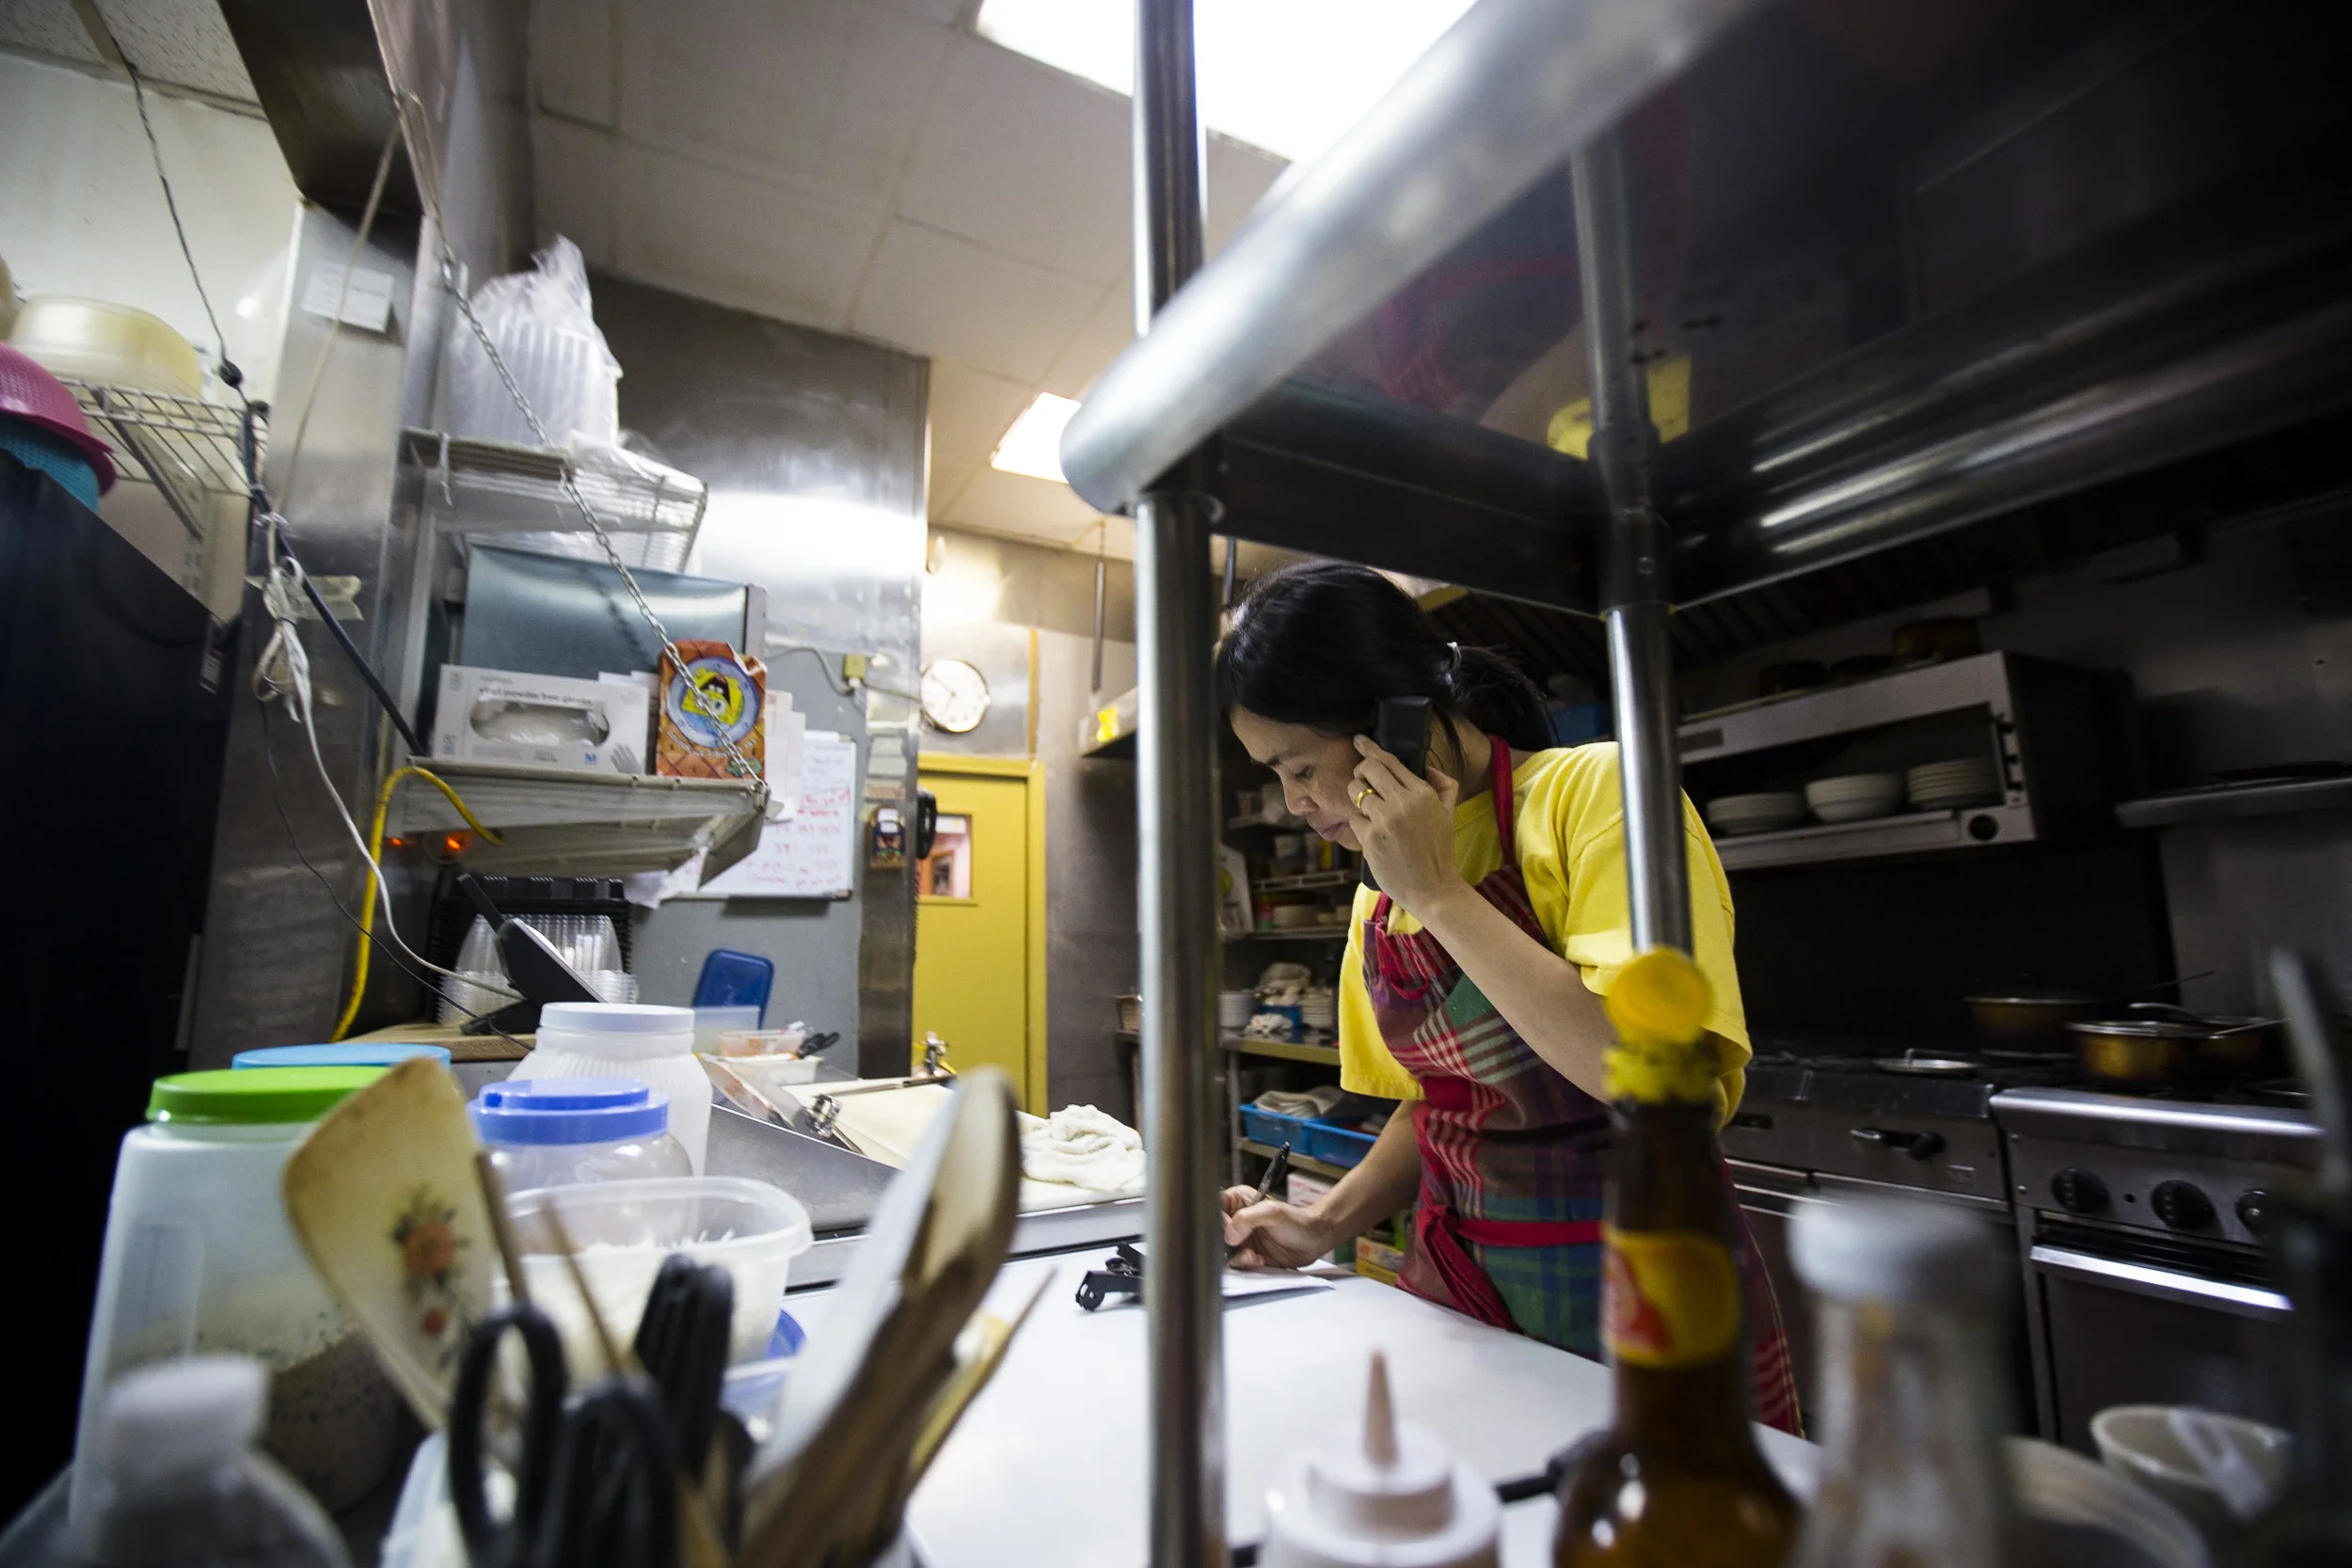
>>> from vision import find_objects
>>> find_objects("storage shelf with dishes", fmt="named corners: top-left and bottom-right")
top-left (1680, 652), bottom-right (2115, 871)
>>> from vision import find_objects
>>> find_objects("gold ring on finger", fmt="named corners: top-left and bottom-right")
top-left (1353, 785), bottom-right (1375, 808)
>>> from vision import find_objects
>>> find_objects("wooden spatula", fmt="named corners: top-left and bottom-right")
top-left (281, 1056), bottom-right (501, 1427)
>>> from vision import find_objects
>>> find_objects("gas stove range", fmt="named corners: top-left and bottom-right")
top-left (1991, 1086), bottom-right (2320, 1245)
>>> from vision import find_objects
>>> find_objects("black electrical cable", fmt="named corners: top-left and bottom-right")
top-left (296, 565), bottom-right (428, 755)
top-left (123, 58), bottom-right (243, 398)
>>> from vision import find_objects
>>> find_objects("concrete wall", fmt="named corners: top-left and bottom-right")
top-left (921, 529), bottom-right (1142, 1119)
top-left (0, 51), bottom-right (297, 608)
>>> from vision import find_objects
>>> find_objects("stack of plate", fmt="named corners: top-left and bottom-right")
top-left (1705, 791), bottom-right (1806, 835)
top-left (1908, 757), bottom-right (2001, 809)
top-left (1804, 773), bottom-right (1905, 823)
top-left (1299, 990), bottom-right (1338, 1034)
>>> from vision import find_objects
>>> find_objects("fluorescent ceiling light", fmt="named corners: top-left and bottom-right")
top-left (990, 392), bottom-right (1083, 483)
top-left (976, 0), bottom-right (1475, 164)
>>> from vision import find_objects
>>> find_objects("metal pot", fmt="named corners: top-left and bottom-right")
top-left (1967, 992), bottom-right (2101, 1052)
top-left (2066, 1009), bottom-right (2286, 1085)
top-left (2068, 1019), bottom-right (2207, 1085)
top-left (2125, 1004), bottom-right (2286, 1079)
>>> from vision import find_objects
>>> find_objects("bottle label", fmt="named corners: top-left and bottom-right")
top-left (1602, 1225), bottom-right (1740, 1368)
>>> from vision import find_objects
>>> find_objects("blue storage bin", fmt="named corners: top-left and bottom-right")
top-left (1239, 1104), bottom-right (1311, 1149)
top-left (1304, 1116), bottom-right (1380, 1169)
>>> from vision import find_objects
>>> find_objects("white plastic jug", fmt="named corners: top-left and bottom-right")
top-left (71, 1069), bottom-right (402, 1534)
top-left (511, 1003), bottom-right (712, 1171)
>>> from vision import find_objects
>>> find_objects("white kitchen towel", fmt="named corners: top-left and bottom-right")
top-left (1021, 1104), bottom-right (1147, 1194)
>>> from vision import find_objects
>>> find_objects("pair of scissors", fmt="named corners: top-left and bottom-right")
top-left (448, 1303), bottom-right (682, 1568)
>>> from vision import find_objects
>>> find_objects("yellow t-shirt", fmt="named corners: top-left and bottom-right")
top-left (1336, 742), bottom-right (1751, 1117)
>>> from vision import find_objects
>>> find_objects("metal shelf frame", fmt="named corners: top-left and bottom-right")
top-left (65, 380), bottom-right (259, 542)
top-left (1077, 1), bottom-right (2352, 1560)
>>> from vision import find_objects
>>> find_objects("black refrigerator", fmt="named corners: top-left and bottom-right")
top-left (0, 452), bottom-right (231, 1515)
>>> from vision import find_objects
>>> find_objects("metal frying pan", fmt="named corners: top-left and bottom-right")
top-left (1873, 1050), bottom-right (1980, 1077)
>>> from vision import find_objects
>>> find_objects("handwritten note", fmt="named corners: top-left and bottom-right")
top-left (688, 732), bottom-right (859, 898)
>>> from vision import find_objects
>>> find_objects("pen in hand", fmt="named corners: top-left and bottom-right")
top-left (1227, 1141), bottom-right (1294, 1262)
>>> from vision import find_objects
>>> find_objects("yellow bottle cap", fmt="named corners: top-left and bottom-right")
top-left (1604, 949), bottom-right (1719, 1105)
top-left (1606, 948), bottom-right (1711, 1048)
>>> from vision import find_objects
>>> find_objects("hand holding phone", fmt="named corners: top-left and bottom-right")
top-left (1360, 696), bottom-right (1431, 891)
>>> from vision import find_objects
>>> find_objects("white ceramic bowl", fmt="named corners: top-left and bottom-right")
top-left (1805, 774), bottom-right (1903, 823)
top-left (2090, 1405), bottom-right (2290, 1548)
top-left (1706, 792), bottom-right (1806, 834)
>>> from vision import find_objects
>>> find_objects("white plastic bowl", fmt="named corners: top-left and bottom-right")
top-left (2091, 1405), bottom-right (2290, 1547)
top-left (504, 1176), bottom-right (813, 1377)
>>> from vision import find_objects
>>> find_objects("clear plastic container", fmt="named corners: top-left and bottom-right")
top-left (502, 1177), bottom-right (813, 1379)
top-left (72, 1069), bottom-right (403, 1533)
top-left (469, 1076), bottom-right (691, 1190)
top-left (511, 1003), bottom-right (711, 1172)
top-left (74, 1356), bottom-right (351, 1567)
top-left (437, 914), bottom-right (629, 1024)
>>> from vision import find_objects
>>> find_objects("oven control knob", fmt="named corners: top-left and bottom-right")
top-left (2051, 1168), bottom-right (2109, 1213)
top-left (2152, 1180), bottom-right (2215, 1231)
top-left (2236, 1190), bottom-right (2270, 1236)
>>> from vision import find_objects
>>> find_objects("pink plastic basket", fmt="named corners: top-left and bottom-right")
top-left (0, 343), bottom-right (115, 493)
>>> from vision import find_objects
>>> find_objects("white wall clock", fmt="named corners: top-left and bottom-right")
top-left (921, 658), bottom-right (992, 734)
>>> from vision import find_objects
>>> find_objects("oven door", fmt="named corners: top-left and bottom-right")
top-left (1726, 1159), bottom-right (1822, 1418)
top-left (2022, 1216), bottom-right (2295, 1449)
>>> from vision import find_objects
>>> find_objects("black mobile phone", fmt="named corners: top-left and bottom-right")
top-left (1361, 696), bottom-right (1431, 890)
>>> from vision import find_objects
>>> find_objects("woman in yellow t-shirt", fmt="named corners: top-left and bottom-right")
top-left (1217, 562), bottom-right (1799, 1433)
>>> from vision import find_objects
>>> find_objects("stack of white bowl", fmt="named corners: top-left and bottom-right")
top-left (1804, 773), bottom-right (1905, 823)
top-left (1907, 756), bottom-right (2002, 809)
top-left (1704, 791), bottom-right (1807, 835)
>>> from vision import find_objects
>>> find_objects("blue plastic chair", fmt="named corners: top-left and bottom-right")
top-left (692, 948), bottom-right (774, 1022)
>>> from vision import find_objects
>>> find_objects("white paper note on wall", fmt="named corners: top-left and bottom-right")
top-left (682, 731), bottom-right (858, 898)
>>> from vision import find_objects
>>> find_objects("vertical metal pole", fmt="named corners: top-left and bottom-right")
top-left (1134, 3), bottom-right (1226, 1566)
top-left (1573, 131), bottom-right (1692, 955)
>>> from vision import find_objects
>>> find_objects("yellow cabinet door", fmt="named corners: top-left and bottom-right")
top-left (911, 762), bottom-right (1041, 1110)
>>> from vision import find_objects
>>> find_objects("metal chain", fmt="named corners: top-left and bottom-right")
top-left (439, 252), bottom-right (764, 786)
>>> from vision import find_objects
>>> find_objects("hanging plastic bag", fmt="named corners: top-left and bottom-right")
top-left (444, 235), bottom-right (621, 450)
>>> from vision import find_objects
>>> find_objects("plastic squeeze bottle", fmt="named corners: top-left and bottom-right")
top-left (1260, 1351), bottom-right (1501, 1568)
top-left (74, 1356), bottom-right (352, 1568)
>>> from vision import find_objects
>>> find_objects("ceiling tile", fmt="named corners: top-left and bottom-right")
top-left (531, 0), bottom-right (612, 126)
top-left (532, 116), bottom-right (615, 266)
top-left (615, 0), bottom-right (950, 212)
top-left (895, 36), bottom-right (1130, 285)
top-left (942, 466), bottom-right (1104, 543)
top-left (929, 357), bottom-right (1035, 470)
top-left (1207, 133), bottom-right (1286, 257)
top-left (612, 141), bottom-right (883, 330)
top-left (93, 0), bottom-right (257, 102)
top-left (1040, 277), bottom-right (1133, 400)
top-left (852, 220), bottom-right (1097, 382)
top-left (0, 0), bottom-right (103, 62)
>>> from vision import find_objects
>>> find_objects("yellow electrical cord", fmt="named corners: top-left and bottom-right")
top-left (330, 766), bottom-right (505, 1041)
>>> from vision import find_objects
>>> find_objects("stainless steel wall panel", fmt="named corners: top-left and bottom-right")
top-left (186, 206), bottom-right (420, 1063)
top-left (589, 275), bottom-right (926, 1073)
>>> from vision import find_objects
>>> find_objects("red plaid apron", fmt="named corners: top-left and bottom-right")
top-left (1360, 736), bottom-right (1803, 1434)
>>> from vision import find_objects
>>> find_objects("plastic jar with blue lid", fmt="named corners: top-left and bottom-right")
top-left (230, 1041), bottom-right (453, 1069)
top-left (469, 1075), bottom-right (692, 1191)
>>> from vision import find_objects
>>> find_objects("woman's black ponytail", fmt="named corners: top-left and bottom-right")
top-left (1216, 562), bottom-right (1555, 757)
